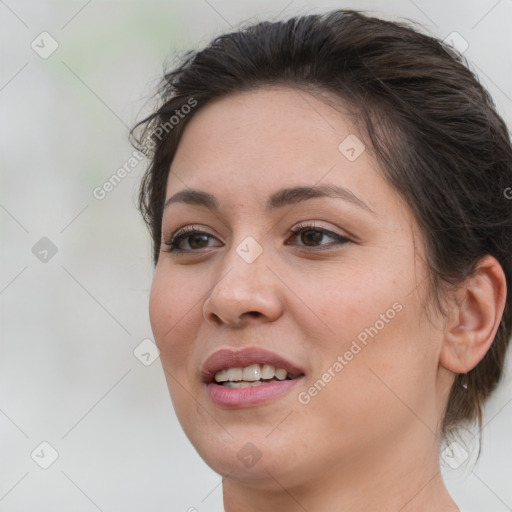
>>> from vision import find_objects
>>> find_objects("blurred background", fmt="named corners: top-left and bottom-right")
top-left (0, 1), bottom-right (511, 510)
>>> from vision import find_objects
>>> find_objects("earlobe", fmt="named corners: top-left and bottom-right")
top-left (439, 255), bottom-right (507, 375)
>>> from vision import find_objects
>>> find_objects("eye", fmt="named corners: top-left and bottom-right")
top-left (287, 222), bottom-right (351, 249)
top-left (160, 222), bottom-right (351, 255)
top-left (161, 226), bottom-right (220, 254)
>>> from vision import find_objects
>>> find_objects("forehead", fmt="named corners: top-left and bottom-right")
top-left (170, 86), bottom-right (356, 175)
top-left (165, 86), bottom-right (403, 220)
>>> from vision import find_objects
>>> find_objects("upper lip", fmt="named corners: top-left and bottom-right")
top-left (201, 347), bottom-right (306, 383)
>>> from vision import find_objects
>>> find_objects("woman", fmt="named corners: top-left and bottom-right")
top-left (131, 9), bottom-right (511, 511)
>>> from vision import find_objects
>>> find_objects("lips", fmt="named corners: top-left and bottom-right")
top-left (200, 347), bottom-right (305, 384)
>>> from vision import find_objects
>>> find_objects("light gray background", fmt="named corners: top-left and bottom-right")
top-left (1, 1), bottom-right (511, 511)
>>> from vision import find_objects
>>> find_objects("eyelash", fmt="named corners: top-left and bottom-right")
top-left (160, 222), bottom-right (351, 255)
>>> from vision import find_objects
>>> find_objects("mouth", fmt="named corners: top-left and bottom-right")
top-left (213, 363), bottom-right (300, 388)
top-left (201, 347), bottom-right (305, 408)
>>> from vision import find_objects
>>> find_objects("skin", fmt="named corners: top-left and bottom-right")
top-left (149, 86), bottom-right (506, 512)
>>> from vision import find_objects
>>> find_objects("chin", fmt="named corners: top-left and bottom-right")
top-left (188, 425), bottom-right (306, 487)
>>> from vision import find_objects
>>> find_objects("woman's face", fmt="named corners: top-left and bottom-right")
top-left (149, 86), bottom-right (453, 488)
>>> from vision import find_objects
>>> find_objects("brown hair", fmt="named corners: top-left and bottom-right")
top-left (131, 9), bottom-right (512, 442)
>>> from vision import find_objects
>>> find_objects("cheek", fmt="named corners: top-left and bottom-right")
top-left (149, 266), bottom-right (203, 369)
top-left (149, 284), bottom-right (171, 341)
top-left (306, 284), bottom-right (438, 442)
top-left (304, 258), bottom-right (436, 394)
top-left (149, 268), bottom-right (206, 427)
top-left (307, 262), bottom-right (406, 345)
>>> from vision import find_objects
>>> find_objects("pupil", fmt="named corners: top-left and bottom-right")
top-left (190, 234), bottom-right (209, 249)
top-left (302, 229), bottom-right (322, 246)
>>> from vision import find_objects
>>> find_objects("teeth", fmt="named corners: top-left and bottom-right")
top-left (214, 364), bottom-right (291, 383)
top-left (227, 368), bottom-right (243, 381)
top-left (214, 369), bottom-right (228, 382)
top-left (223, 381), bottom-right (267, 389)
top-left (261, 364), bottom-right (274, 380)
top-left (242, 364), bottom-right (261, 381)
top-left (275, 368), bottom-right (287, 380)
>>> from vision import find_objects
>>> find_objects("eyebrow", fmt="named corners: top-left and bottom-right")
top-left (163, 183), bottom-right (375, 215)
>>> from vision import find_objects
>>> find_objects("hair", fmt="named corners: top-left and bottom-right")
top-left (130, 9), bottom-right (512, 444)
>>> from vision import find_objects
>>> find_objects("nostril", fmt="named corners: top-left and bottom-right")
top-left (247, 311), bottom-right (261, 317)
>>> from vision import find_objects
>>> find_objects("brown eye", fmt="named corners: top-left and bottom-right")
top-left (161, 227), bottom-right (221, 254)
top-left (300, 229), bottom-right (324, 246)
top-left (288, 222), bottom-right (351, 249)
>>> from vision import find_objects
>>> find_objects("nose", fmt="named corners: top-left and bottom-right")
top-left (202, 245), bottom-right (285, 328)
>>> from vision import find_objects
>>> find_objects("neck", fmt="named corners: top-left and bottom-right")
top-left (222, 432), bottom-right (460, 512)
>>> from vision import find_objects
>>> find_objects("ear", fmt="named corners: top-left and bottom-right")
top-left (439, 255), bottom-right (507, 374)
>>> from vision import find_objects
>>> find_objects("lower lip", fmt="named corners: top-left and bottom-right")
top-left (206, 378), bottom-right (303, 408)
